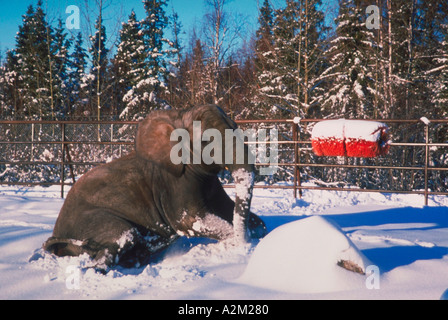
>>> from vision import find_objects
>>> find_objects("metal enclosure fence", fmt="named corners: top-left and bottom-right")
top-left (0, 118), bottom-right (447, 205)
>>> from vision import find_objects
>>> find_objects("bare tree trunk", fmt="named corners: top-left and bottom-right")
top-left (46, 25), bottom-right (55, 120)
top-left (209, 0), bottom-right (224, 104)
top-left (97, 0), bottom-right (103, 135)
top-left (374, 0), bottom-right (380, 118)
top-left (405, 0), bottom-right (416, 119)
top-left (304, 0), bottom-right (309, 114)
top-left (203, 0), bottom-right (243, 108)
top-left (297, 0), bottom-right (303, 116)
top-left (387, 0), bottom-right (394, 118)
top-left (379, 0), bottom-right (388, 118)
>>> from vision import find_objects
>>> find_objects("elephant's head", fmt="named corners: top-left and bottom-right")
top-left (135, 105), bottom-right (255, 243)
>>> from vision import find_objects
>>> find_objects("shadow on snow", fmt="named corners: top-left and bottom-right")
top-left (262, 206), bottom-right (448, 273)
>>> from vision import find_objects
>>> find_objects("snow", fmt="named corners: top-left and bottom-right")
top-left (1, 184), bottom-right (448, 300)
top-left (312, 119), bottom-right (345, 140)
top-left (420, 117), bottom-right (431, 125)
top-left (344, 121), bottom-right (388, 142)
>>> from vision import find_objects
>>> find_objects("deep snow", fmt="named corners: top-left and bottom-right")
top-left (1, 183), bottom-right (448, 300)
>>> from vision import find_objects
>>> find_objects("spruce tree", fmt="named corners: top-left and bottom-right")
top-left (320, 0), bottom-right (378, 118)
top-left (13, 1), bottom-right (53, 119)
top-left (52, 19), bottom-right (71, 118)
top-left (113, 10), bottom-right (147, 119)
top-left (141, 0), bottom-right (177, 107)
top-left (88, 15), bottom-right (109, 120)
top-left (255, 0), bottom-right (327, 118)
top-left (434, 21), bottom-right (448, 117)
top-left (167, 8), bottom-right (183, 74)
top-left (412, 0), bottom-right (448, 119)
top-left (296, 0), bottom-right (328, 118)
top-left (0, 56), bottom-right (7, 118)
top-left (256, 0), bottom-right (275, 56)
top-left (164, 8), bottom-right (184, 107)
top-left (254, 0), bottom-right (300, 118)
top-left (248, 0), bottom-right (277, 118)
top-left (3, 51), bottom-right (21, 118)
top-left (67, 32), bottom-right (88, 118)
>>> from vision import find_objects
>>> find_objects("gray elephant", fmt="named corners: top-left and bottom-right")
top-left (43, 105), bottom-right (267, 269)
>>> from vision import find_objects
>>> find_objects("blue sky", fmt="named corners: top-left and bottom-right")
top-left (0, 0), bottom-right (286, 55)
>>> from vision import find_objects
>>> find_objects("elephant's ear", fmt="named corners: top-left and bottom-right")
top-left (135, 117), bottom-right (185, 177)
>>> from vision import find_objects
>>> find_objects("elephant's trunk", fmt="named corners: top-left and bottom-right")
top-left (225, 125), bottom-right (256, 243)
top-left (189, 104), bottom-right (257, 243)
top-left (230, 165), bottom-right (255, 243)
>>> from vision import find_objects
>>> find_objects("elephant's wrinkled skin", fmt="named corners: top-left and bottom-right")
top-left (43, 105), bottom-right (267, 268)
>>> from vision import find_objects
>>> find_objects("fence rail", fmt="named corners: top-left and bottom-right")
top-left (1, 118), bottom-right (447, 205)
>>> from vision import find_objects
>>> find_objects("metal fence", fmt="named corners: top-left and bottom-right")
top-left (1, 118), bottom-right (447, 205)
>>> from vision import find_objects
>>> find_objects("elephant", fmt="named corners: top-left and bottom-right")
top-left (43, 105), bottom-right (267, 269)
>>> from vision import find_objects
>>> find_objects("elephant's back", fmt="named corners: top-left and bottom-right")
top-left (55, 153), bottom-right (152, 224)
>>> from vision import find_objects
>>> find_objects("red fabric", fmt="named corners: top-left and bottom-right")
top-left (312, 138), bottom-right (345, 157)
top-left (312, 129), bottom-right (390, 158)
top-left (346, 139), bottom-right (385, 158)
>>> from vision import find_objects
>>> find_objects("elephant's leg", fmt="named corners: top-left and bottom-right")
top-left (116, 227), bottom-right (176, 268)
top-left (203, 177), bottom-right (267, 240)
top-left (45, 210), bottom-right (170, 269)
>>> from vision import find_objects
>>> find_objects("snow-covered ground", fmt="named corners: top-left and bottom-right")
top-left (1, 183), bottom-right (448, 300)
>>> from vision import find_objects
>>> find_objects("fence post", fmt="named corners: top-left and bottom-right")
top-left (61, 123), bottom-right (65, 199)
top-left (111, 123), bottom-right (114, 160)
top-left (31, 123), bottom-right (34, 161)
top-left (424, 123), bottom-right (429, 206)
top-left (292, 122), bottom-right (302, 199)
top-left (292, 123), bottom-right (298, 199)
top-left (298, 122), bottom-right (302, 199)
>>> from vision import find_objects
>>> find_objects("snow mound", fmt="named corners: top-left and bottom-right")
top-left (238, 216), bottom-right (371, 294)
